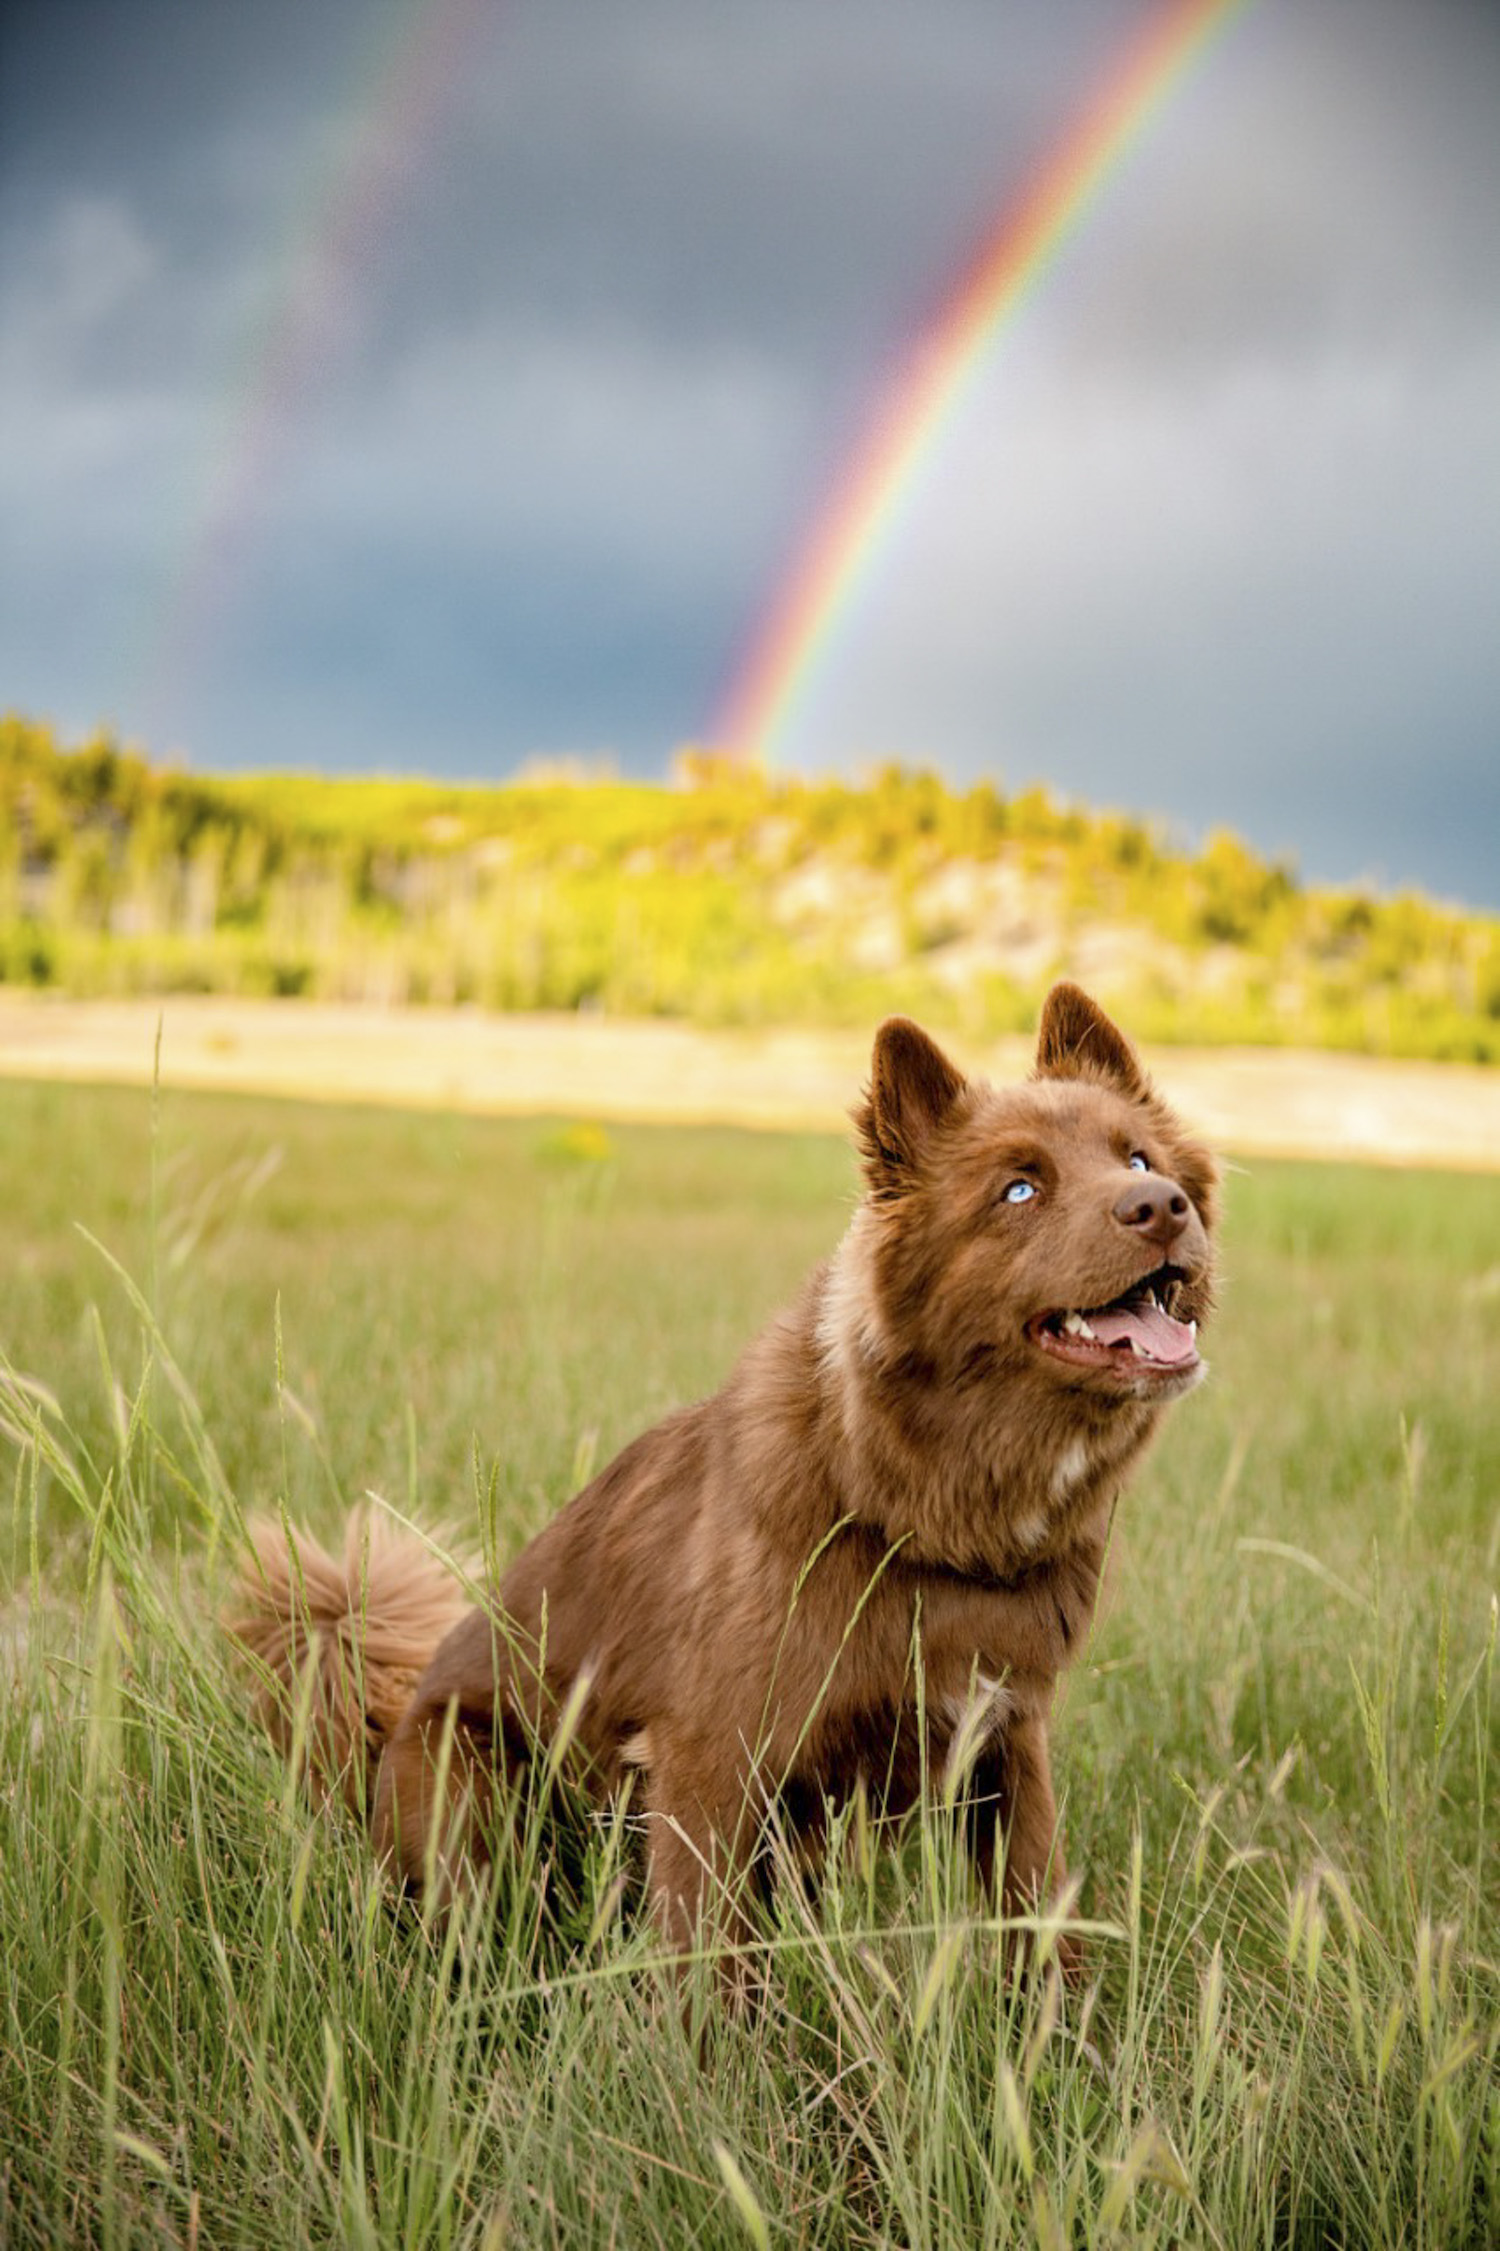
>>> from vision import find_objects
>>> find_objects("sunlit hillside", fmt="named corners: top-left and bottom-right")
top-left (2, 716), bottom-right (1496, 1061)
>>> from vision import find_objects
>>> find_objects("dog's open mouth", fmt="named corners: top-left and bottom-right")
top-left (1028, 1265), bottom-right (1200, 1377)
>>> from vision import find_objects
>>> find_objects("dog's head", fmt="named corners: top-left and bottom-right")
top-left (853, 983), bottom-right (1218, 1407)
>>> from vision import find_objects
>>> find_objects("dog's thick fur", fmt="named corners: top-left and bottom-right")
top-left (230, 984), bottom-right (1217, 1962)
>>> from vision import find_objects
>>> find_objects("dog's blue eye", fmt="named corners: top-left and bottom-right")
top-left (1127, 1152), bottom-right (1150, 1173)
top-left (1004, 1179), bottom-right (1036, 1204)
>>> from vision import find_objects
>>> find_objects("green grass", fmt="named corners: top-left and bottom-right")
top-left (1, 1080), bottom-right (1496, 2247)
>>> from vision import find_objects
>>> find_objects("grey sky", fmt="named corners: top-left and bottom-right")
top-left (2, 0), bottom-right (1497, 905)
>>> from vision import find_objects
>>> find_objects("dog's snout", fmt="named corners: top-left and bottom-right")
top-left (1113, 1173), bottom-right (1191, 1245)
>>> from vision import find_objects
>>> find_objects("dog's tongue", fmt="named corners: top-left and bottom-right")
top-left (1088, 1300), bottom-right (1198, 1365)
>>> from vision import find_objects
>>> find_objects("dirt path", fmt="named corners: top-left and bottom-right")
top-left (1, 992), bottom-right (1497, 1170)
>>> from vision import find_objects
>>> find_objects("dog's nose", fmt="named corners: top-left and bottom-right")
top-left (1113, 1173), bottom-right (1191, 1246)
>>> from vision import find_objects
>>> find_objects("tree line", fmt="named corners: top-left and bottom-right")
top-left (2, 715), bottom-right (1495, 1061)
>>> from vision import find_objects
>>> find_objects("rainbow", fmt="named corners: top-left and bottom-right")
top-left (138, 0), bottom-right (493, 749)
top-left (710, 0), bottom-right (1252, 763)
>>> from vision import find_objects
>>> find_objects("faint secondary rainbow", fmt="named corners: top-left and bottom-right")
top-left (710, 0), bottom-right (1252, 763)
top-left (138, 0), bottom-right (493, 747)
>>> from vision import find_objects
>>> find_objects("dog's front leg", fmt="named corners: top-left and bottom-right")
top-left (643, 1748), bottom-right (761, 1996)
top-left (967, 1710), bottom-right (1081, 1982)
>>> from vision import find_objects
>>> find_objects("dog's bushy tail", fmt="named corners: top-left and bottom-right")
top-left (227, 1514), bottom-right (471, 1816)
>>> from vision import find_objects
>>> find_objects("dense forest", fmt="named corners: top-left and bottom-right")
top-left (2, 714), bottom-right (1496, 1060)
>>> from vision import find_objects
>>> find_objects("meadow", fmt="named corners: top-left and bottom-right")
top-left (1, 1076), bottom-right (1496, 2247)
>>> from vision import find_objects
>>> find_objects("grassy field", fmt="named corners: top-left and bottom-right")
top-left (1, 1078), bottom-right (1496, 2247)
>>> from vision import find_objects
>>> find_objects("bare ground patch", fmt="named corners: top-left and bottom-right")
top-left (1, 991), bottom-right (1497, 1169)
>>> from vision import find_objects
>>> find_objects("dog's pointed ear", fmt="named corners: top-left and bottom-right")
top-left (856, 1018), bottom-right (967, 1197)
top-left (1034, 981), bottom-right (1146, 1097)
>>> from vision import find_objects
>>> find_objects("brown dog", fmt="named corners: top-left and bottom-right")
top-left (231, 983), bottom-right (1216, 1964)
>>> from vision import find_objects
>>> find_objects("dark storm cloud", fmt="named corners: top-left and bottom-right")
top-left (404, 0), bottom-right (1154, 364)
top-left (1, 0), bottom-right (1496, 903)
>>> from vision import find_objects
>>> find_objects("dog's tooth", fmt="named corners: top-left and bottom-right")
top-left (1062, 1312), bottom-right (1085, 1336)
top-left (1144, 1288), bottom-right (1157, 1309)
top-left (1188, 1319), bottom-right (1198, 1340)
